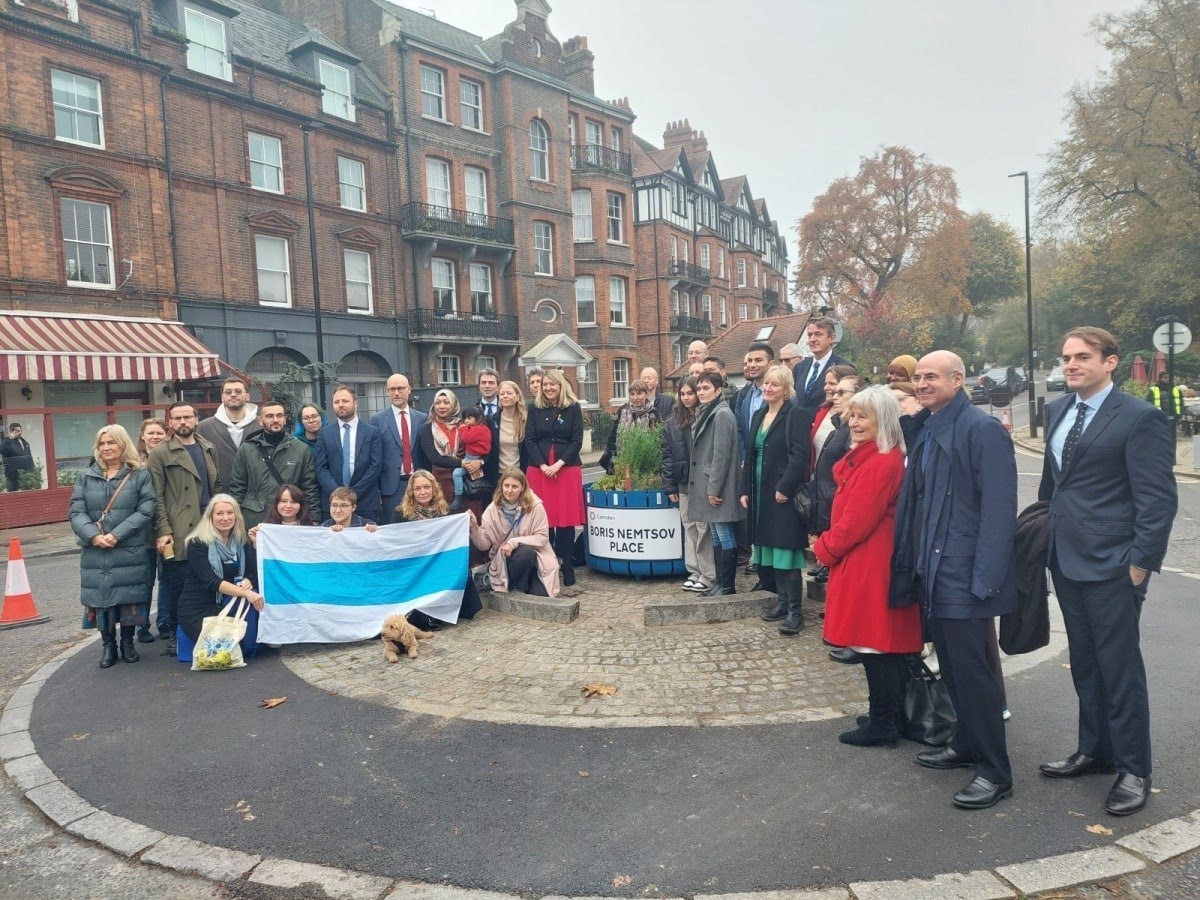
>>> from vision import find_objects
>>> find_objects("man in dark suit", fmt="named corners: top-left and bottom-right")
top-left (369, 374), bottom-right (427, 524)
top-left (733, 342), bottom-right (774, 461)
top-left (474, 368), bottom-right (502, 491)
top-left (894, 350), bottom-right (1017, 810)
top-left (1037, 327), bottom-right (1176, 817)
top-left (314, 384), bottom-right (383, 523)
top-left (792, 316), bottom-right (852, 412)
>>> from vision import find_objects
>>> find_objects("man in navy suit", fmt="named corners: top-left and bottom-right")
top-left (369, 374), bottom-right (427, 524)
top-left (1037, 327), bottom-right (1176, 816)
top-left (893, 350), bottom-right (1017, 810)
top-left (792, 317), bottom-right (852, 412)
top-left (315, 384), bottom-right (383, 523)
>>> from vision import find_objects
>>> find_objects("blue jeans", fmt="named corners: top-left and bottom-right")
top-left (452, 457), bottom-right (483, 497)
top-left (709, 522), bottom-right (737, 550)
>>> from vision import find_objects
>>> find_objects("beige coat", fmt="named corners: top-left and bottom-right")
top-left (470, 499), bottom-right (561, 597)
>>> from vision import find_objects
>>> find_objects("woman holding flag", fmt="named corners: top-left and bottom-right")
top-left (176, 494), bottom-right (262, 663)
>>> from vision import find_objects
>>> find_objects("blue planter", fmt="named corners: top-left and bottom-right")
top-left (584, 489), bottom-right (687, 578)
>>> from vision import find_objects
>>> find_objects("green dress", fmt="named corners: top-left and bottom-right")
top-left (750, 424), bottom-right (806, 570)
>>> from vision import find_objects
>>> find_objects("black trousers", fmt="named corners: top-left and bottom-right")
top-left (928, 615), bottom-right (1012, 785)
top-left (1050, 564), bottom-right (1151, 777)
top-left (505, 545), bottom-right (549, 596)
top-left (158, 558), bottom-right (189, 632)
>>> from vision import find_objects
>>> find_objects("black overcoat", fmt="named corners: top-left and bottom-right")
top-left (740, 403), bottom-right (812, 549)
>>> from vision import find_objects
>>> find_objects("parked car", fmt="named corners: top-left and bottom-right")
top-left (1045, 364), bottom-right (1066, 392)
top-left (971, 366), bottom-right (1028, 403)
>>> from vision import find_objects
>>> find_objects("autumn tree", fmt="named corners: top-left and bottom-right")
top-left (794, 146), bottom-right (960, 313)
top-left (1042, 0), bottom-right (1200, 346)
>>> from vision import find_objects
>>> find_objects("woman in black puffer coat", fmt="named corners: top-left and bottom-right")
top-left (69, 424), bottom-right (156, 668)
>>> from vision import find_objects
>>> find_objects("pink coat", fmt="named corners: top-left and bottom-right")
top-left (470, 499), bottom-right (561, 597)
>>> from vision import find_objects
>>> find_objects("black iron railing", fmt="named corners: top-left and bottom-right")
top-left (569, 143), bottom-right (633, 176)
top-left (670, 315), bottom-right (713, 336)
top-left (409, 308), bottom-right (519, 342)
top-left (668, 260), bottom-right (712, 284)
top-left (762, 288), bottom-right (780, 307)
top-left (400, 201), bottom-right (514, 245)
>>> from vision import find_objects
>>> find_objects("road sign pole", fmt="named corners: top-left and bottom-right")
top-left (1169, 318), bottom-right (1178, 456)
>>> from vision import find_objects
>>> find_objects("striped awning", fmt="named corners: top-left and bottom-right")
top-left (0, 311), bottom-right (220, 382)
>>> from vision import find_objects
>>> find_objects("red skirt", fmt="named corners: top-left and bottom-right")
top-left (526, 452), bottom-right (585, 527)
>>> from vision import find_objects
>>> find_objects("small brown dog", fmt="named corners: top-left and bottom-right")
top-left (381, 614), bottom-right (436, 662)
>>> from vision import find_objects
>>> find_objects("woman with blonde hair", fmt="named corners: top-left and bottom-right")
top-left (814, 385), bottom-right (920, 747)
top-left (69, 424), bottom-right (156, 668)
top-left (394, 470), bottom-right (483, 625)
top-left (494, 380), bottom-right (529, 476)
top-left (175, 494), bottom-right (263, 664)
top-left (740, 365), bottom-right (813, 634)
top-left (417, 388), bottom-right (465, 501)
top-left (523, 369), bottom-right (586, 585)
top-left (470, 468), bottom-right (561, 597)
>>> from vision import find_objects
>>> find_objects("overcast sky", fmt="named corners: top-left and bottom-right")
top-left (416, 0), bottom-right (1141, 252)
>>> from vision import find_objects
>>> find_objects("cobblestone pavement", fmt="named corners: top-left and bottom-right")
top-left (284, 568), bottom-right (872, 728)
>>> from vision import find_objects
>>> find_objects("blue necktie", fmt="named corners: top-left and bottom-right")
top-left (341, 423), bottom-right (352, 485)
top-left (1060, 402), bottom-right (1088, 471)
top-left (805, 361), bottom-right (821, 396)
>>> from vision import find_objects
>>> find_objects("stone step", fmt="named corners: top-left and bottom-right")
top-left (644, 589), bottom-right (777, 626)
top-left (484, 591), bottom-right (579, 623)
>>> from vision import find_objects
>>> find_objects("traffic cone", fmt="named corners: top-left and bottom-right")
top-left (0, 537), bottom-right (49, 630)
top-left (1001, 409), bottom-right (1012, 433)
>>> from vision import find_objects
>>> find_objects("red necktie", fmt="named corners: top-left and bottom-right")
top-left (400, 410), bottom-right (412, 475)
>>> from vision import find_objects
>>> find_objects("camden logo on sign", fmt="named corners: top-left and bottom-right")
top-left (587, 505), bottom-right (682, 560)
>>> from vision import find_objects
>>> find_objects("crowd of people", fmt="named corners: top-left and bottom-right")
top-left (66, 321), bottom-right (1175, 817)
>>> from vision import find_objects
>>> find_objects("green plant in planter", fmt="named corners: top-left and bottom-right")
top-left (598, 423), bottom-right (664, 491)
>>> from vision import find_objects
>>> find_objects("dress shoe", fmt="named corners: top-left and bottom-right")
top-left (1039, 751), bottom-right (1116, 779)
top-left (136, 625), bottom-right (156, 644)
top-left (744, 562), bottom-right (758, 575)
top-left (829, 648), bottom-right (862, 664)
top-left (916, 746), bottom-right (974, 770)
top-left (953, 776), bottom-right (1013, 810)
top-left (811, 566), bottom-right (829, 584)
top-left (1105, 773), bottom-right (1151, 816)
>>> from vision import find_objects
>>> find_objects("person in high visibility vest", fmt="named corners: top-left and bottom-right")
top-left (1147, 373), bottom-right (1183, 417)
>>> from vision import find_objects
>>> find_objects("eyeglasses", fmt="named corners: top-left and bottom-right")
top-left (329, 502), bottom-right (354, 509)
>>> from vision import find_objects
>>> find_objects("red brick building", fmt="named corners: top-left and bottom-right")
top-left (633, 122), bottom-right (790, 379)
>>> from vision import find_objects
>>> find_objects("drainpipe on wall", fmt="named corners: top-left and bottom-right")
top-left (302, 122), bottom-right (328, 407)
top-left (396, 36), bottom-right (425, 387)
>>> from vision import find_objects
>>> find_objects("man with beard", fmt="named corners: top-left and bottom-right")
top-left (230, 399), bottom-right (320, 527)
top-left (314, 385), bottom-right (383, 523)
top-left (148, 402), bottom-right (219, 652)
top-left (197, 377), bottom-right (262, 492)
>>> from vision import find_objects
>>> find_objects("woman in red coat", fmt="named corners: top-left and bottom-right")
top-left (814, 385), bottom-right (922, 748)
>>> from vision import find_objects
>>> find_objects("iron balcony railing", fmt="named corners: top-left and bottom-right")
top-left (400, 201), bottom-right (514, 245)
top-left (410, 308), bottom-right (519, 342)
top-left (762, 288), bottom-right (780, 307)
top-left (668, 260), bottom-right (712, 285)
top-left (671, 315), bottom-right (713, 336)
top-left (569, 143), bottom-right (633, 176)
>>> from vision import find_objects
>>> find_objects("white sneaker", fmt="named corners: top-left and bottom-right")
top-left (681, 578), bottom-right (699, 591)
top-left (686, 580), bottom-right (710, 593)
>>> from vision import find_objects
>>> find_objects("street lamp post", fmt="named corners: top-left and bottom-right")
top-left (1009, 171), bottom-right (1038, 437)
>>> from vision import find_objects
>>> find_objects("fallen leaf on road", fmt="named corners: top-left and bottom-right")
top-left (1061, 663), bottom-right (1072, 670)
top-left (452, 825), bottom-right (461, 835)
top-left (1151, 787), bottom-right (1161, 793)
top-left (612, 875), bottom-right (632, 888)
top-left (1086, 823), bottom-right (1113, 836)
top-left (67, 733), bottom-right (89, 741)
top-left (579, 770), bottom-right (589, 777)
top-left (581, 683), bottom-right (617, 697)
top-left (260, 697), bottom-right (287, 709)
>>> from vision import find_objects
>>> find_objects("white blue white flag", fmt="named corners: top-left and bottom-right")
top-left (255, 516), bottom-right (469, 644)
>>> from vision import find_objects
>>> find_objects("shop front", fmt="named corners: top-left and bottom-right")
top-left (0, 310), bottom-right (220, 528)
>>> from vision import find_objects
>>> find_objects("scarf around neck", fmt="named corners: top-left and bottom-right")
top-left (408, 502), bottom-right (442, 521)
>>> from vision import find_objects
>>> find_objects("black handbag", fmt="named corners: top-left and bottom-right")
top-left (901, 658), bottom-right (957, 747)
top-left (465, 474), bottom-right (494, 499)
top-left (792, 480), bottom-right (815, 520)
